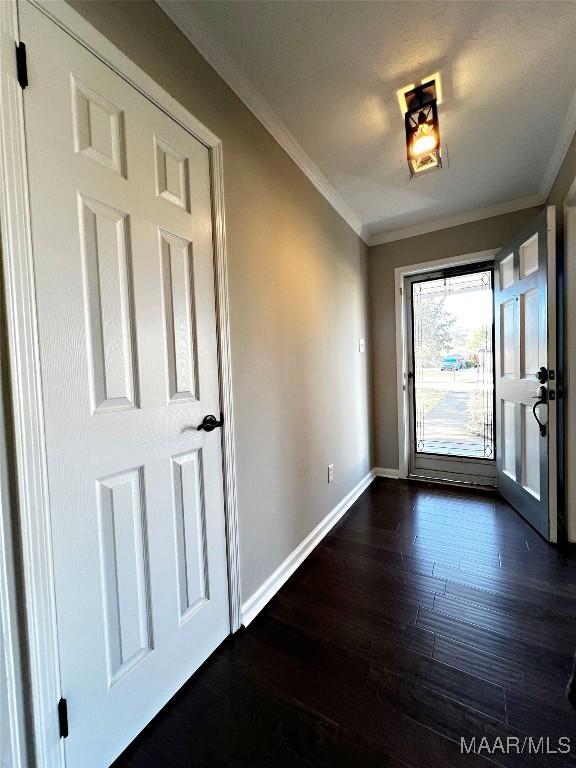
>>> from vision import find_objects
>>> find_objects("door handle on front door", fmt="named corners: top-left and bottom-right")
top-left (532, 386), bottom-right (547, 438)
top-left (196, 414), bottom-right (224, 432)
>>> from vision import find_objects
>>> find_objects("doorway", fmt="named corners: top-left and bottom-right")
top-left (395, 209), bottom-right (557, 540)
top-left (0, 2), bottom-right (241, 766)
top-left (405, 263), bottom-right (496, 485)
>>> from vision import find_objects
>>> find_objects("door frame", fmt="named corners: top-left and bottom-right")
top-left (0, 2), bottom-right (242, 766)
top-left (403, 264), bottom-right (497, 486)
top-left (394, 249), bottom-right (499, 479)
top-left (0, 309), bottom-right (28, 768)
top-left (565, 181), bottom-right (576, 542)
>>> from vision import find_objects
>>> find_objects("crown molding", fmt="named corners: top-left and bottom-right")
top-left (540, 84), bottom-right (576, 200)
top-left (156, 0), bottom-right (575, 249)
top-left (156, 0), bottom-right (365, 242)
top-left (367, 193), bottom-right (544, 247)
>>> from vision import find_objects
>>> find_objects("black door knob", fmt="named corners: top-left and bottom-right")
top-left (197, 414), bottom-right (223, 432)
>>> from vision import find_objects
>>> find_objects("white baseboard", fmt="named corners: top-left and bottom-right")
top-left (241, 470), bottom-right (375, 626)
top-left (372, 467), bottom-right (400, 479)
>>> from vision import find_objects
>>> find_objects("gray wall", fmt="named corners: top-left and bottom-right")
top-left (67, 0), bottom-right (372, 603)
top-left (548, 130), bottom-right (576, 214)
top-left (368, 207), bottom-right (542, 471)
top-left (546, 128), bottom-right (576, 541)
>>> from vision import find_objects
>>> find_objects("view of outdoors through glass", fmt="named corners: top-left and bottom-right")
top-left (412, 269), bottom-right (494, 459)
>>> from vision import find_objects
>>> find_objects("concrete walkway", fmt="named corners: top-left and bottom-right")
top-left (418, 389), bottom-right (491, 458)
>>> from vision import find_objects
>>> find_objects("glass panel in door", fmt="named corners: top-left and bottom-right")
top-left (411, 268), bottom-right (494, 461)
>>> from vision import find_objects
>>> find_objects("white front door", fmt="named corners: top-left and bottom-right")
top-left (494, 207), bottom-right (557, 540)
top-left (21, 3), bottom-right (230, 765)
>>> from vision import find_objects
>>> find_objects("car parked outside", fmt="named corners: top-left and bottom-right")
top-left (440, 355), bottom-right (465, 371)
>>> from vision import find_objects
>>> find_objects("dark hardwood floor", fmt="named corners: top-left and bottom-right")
top-left (113, 478), bottom-right (576, 767)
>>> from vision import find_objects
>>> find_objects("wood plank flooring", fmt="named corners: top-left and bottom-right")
top-left (113, 478), bottom-right (576, 767)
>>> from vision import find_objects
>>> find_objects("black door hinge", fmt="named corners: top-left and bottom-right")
top-left (58, 698), bottom-right (69, 739)
top-left (15, 42), bottom-right (28, 89)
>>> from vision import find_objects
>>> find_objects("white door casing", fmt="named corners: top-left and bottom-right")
top-left (404, 264), bottom-right (497, 486)
top-left (564, 173), bottom-right (576, 543)
top-left (494, 207), bottom-right (557, 541)
top-left (0, 1), bottom-right (241, 765)
top-left (393, 250), bottom-right (498, 480)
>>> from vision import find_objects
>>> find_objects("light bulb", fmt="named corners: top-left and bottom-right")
top-left (412, 133), bottom-right (437, 156)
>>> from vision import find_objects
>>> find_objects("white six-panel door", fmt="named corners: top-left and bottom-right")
top-left (21, 3), bottom-right (230, 765)
top-left (494, 207), bottom-right (557, 541)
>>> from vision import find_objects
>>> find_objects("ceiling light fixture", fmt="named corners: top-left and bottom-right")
top-left (404, 80), bottom-right (441, 177)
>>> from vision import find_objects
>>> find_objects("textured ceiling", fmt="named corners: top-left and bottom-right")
top-left (163, 1), bottom-right (576, 241)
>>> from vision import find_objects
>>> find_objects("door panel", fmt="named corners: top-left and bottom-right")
top-left (172, 449), bottom-right (209, 622)
top-left (500, 253), bottom-right (514, 289)
top-left (160, 230), bottom-right (199, 403)
top-left (521, 405), bottom-right (541, 499)
top-left (494, 207), bottom-right (556, 540)
top-left (97, 467), bottom-right (152, 687)
top-left (79, 194), bottom-right (139, 412)
top-left (502, 400), bottom-right (516, 478)
top-left (21, 3), bottom-right (230, 766)
top-left (501, 299), bottom-right (515, 376)
top-left (521, 288), bottom-right (539, 379)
